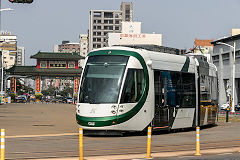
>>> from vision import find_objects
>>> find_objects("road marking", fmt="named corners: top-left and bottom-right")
top-left (217, 153), bottom-right (233, 156)
top-left (178, 156), bottom-right (195, 159)
top-left (5, 133), bottom-right (78, 139)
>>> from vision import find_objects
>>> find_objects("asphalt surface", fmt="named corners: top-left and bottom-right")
top-left (1, 103), bottom-right (240, 160)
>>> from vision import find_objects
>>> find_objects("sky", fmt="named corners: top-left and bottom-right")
top-left (1, 0), bottom-right (240, 65)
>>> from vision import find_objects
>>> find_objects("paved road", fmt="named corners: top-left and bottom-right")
top-left (1, 103), bottom-right (240, 160)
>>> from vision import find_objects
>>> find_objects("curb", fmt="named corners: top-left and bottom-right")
top-left (32, 147), bottom-right (240, 160)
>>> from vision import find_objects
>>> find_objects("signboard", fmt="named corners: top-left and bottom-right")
top-left (120, 33), bottom-right (146, 38)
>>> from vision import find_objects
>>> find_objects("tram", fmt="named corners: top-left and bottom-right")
top-left (76, 46), bottom-right (218, 132)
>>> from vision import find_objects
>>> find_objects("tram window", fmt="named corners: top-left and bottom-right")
top-left (120, 69), bottom-right (144, 103)
top-left (79, 55), bottom-right (129, 104)
top-left (181, 73), bottom-right (196, 107)
top-left (154, 70), bottom-right (196, 108)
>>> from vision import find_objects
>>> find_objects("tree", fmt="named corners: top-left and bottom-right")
top-left (59, 86), bottom-right (73, 97)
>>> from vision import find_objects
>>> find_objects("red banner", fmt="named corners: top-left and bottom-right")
top-left (35, 76), bottom-right (41, 93)
top-left (10, 77), bottom-right (16, 93)
top-left (74, 77), bottom-right (79, 94)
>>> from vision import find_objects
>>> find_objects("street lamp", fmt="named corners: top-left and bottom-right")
top-left (216, 41), bottom-right (236, 112)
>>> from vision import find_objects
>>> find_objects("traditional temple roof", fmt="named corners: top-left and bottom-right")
top-left (30, 51), bottom-right (84, 60)
top-left (6, 66), bottom-right (82, 77)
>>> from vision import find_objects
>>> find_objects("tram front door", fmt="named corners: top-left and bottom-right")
top-left (153, 71), bottom-right (170, 129)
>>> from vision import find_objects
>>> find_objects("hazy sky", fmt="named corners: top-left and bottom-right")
top-left (2, 0), bottom-right (240, 65)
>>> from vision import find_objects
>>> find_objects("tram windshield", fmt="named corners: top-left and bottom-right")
top-left (79, 55), bottom-right (129, 104)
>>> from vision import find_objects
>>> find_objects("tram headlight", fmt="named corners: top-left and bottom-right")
top-left (111, 105), bottom-right (117, 109)
top-left (111, 110), bottom-right (116, 114)
top-left (119, 109), bottom-right (124, 113)
top-left (120, 105), bottom-right (125, 108)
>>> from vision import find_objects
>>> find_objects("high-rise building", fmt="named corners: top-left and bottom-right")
top-left (79, 34), bottom-right (88, 57)
top-left (89, 10), bottom-right (122, 51)
top-left (88, 2), bottom-right (133, 51)
top-left (79, 34), bottom-right (88, 67)
top-left (120, 2), bottom-right (133, 22)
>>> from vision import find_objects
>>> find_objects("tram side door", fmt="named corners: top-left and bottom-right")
top-left (153, 71), bottom-right (169, 129)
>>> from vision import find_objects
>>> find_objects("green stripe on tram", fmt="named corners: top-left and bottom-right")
top-left (76, 49), bottom-right (149, 127)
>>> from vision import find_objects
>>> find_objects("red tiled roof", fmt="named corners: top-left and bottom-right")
top-left (194, 38), bottom-right (214, 47)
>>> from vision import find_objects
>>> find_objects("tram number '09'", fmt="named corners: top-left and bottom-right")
top-left (88, 122), bottom-right (95, 126)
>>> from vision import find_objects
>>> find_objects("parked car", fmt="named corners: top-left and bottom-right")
top-left (16, 95), bottom-right (27, 103)
top-left (220, 102), bottom-right (229, 110)
top-left (66, 97), bottom-right (73, 104)
top-left (235, 104), bottom-right (240, 111)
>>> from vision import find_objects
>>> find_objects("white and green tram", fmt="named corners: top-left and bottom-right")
top-left (76, 46), bottom-right (218, 132)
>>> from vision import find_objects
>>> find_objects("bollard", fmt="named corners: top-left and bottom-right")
top-left (146, 126), bottom-right (152, 159)
top-left (79, 128), bottom-right (83, 160)
top-left (195, 126), bottom-right (201, 156)
top-left (226, 108), bottom-right (229, 122)
top-left (1, 129), bottom-right (5, 160)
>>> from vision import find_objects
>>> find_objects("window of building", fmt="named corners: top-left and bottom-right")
top-left (104, 12), bottom-right (113, 18)
top-left (97, 20), bottom-right (101, 23)
top-left (68, 61), bottom-right (75, 68)
top-left (222, 53), bottom-right (229, 60)
top-left (40, 61), bottom-right (47, 68)
top-left (93, 12), bottom-right (101, 17)
top-left (49, 61), bottom-right (67, 68)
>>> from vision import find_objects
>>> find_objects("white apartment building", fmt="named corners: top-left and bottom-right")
top-left (2, 50), bottom-right (15, 69)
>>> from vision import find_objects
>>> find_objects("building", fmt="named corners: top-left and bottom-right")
top-left (79, 34), bottom-right (88, 67)
top-left (189, 38), bottom-right (214, 62)
top-left (1, 50), bottom-right (15, 69)
top-left (88, 2), bottom-right (133, 51)
top-left (211, 32), bottom-right (240, 108)
top-left (120, 2), bottom-right (133, 22)
top-left (0, 32), bottom-right (17, 69)
top-left (7, 52), bottom-right (83, 94)
top-left (16, 46), bottom-right (25, 66)
top-left (58, 41), bottom-right (80, 53)
top-left (107, 21), bottom-right (162, 47)
top-left (193, 38), bottom-right (214, 54)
